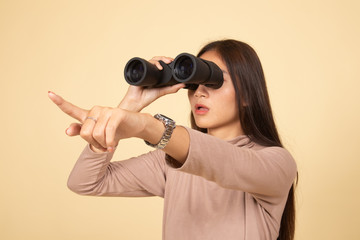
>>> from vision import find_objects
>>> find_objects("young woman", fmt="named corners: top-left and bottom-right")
top-left (48, 39), bottom-right (297, 240)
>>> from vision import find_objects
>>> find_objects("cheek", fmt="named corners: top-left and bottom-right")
top-left (218, 90), bottom-right (238, 115)
top-left (220, 87), bottom-right (236, 105)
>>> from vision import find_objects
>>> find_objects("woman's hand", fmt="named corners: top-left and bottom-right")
top-left (118, 56), bottom-right (185, 112)
top-left (48, 91), bottom-right (149, 153)
top-left (48, 57), bottom-right (184, 153)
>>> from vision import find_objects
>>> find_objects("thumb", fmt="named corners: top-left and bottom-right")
top-left (65, 123), bottom-right (82, 136)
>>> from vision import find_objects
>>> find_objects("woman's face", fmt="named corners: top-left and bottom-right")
top-left (188, 50), bottom-right (243, 139)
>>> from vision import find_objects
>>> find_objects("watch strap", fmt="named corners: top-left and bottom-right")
top-left (145, 114), bottom-right (176, 149)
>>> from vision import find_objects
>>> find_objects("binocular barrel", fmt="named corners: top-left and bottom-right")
top-left (124, 53), bottom-right (224, 89)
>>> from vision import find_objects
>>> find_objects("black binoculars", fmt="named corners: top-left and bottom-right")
top-left (124, 53), bottom-right (224, 90)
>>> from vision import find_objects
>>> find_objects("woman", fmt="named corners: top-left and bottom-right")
top-left (48, 39), bottom-right (297, 240)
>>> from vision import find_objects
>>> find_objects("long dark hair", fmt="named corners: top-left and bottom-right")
top-left (190, 39), bottom-right (296, 240)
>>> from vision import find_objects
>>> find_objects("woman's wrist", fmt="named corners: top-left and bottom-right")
top-left (138, 113), bottom-right (165, 145)
top-left (137, 113), bottom-right (190, 163)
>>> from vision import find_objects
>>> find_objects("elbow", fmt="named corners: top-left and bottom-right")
top-left (67, 175), bottom-right (103, 196)
top-left (67, 177), bottom-right (83, 195)
top-left (67, 177), bottom-right (92, 195)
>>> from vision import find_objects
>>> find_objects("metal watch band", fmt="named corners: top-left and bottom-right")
top-left (145, 114), bottom-right (176, 149)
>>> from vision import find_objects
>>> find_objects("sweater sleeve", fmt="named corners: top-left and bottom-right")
top-left (67, 144), bottom-right (167, 197)
top-left (168, 128), bottom-right (297, 202)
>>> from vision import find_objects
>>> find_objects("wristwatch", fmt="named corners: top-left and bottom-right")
top-left (145, 114), bottom-right (176, 149)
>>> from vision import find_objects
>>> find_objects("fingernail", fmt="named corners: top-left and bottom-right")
top-left (107, 147), bottom-right (114, 152)
top-left (48, 91), bottom-right (55, 96)
top-left (65, 128), bottom-right (70, 135)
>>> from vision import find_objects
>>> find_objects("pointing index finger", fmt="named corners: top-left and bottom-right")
top-left (48, 91), bottom-right (88, 123)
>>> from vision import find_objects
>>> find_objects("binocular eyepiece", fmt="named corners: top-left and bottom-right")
top-left (124, 53), bottom-right (224, 90)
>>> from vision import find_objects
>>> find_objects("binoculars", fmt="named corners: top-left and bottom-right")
top-left (124, 53), bottom-right (224, 90)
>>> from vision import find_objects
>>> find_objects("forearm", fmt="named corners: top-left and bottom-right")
top-left (68, 144), bottom-right (167, 197)
top-left (117, 84), bottom-right (185, 113)
top-left (140, 114), bottom-right (190, 163)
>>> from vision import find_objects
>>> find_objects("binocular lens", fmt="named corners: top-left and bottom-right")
top-left (124, 52), bottom-right (223, 89)
top-left (127, 60), bottom-right (144, 83)
top-left (174, 56), bottom-right (194, 80)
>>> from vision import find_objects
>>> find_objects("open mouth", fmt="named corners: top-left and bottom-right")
top-left (195, 104), bottom-right (209, 114)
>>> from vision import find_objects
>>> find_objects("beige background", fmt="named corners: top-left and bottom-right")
top-left (1, 0), bottom-right (359, 239)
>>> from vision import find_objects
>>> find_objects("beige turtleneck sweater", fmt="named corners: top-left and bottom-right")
top-left (67, 127), bottom-right (297, 240)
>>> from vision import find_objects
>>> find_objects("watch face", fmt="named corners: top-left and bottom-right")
top-left (156, 114), bottom-right (174, 122)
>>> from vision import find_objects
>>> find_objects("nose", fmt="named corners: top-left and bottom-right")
top-left (194, 84), bottom-right (208, 98)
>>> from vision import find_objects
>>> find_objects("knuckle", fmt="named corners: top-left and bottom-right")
top-left (90, 105), bottom-right (102, 113)
top-left (92, 129), bottom-right (103, 140)
top-left (80, 128), bottom-right (91, 139)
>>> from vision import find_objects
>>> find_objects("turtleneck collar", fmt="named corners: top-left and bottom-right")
top-left (226, 135), bottom-right (254, 148)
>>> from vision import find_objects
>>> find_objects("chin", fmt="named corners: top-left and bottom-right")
top-left (194, 119), bottom-right (213, 129)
